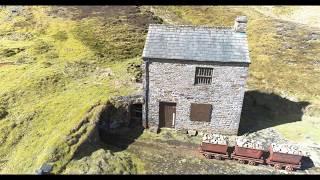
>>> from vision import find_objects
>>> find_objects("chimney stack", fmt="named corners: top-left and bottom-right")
top-left (234, 16), bottom-right (247, 33)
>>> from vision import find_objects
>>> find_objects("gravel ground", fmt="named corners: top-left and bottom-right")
top-left (70, 127), bottom-right (320, 174)
top-left (105, 128), bottom-right (320, 174)
top-left (126, 137), bottom-right (303, 174)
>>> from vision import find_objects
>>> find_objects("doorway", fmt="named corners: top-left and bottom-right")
top-left (129, 103), bottom-right (142, 127)
top-left (159, 102), bottom-right (176, 128)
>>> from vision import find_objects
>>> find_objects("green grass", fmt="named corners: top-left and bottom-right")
top-left (0, 6), bottom-right (155, 173)
top-left (0, 58), bottom-right (138, 173)
top-left (63, 148), bottom-right (140, 174)
top-left (275, 115), bottom-right (320, 142)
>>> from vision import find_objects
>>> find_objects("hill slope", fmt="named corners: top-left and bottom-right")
top-left (253, 6), bottom-right (320, 29)
top-left (0, 6), bottom-right (161, 173)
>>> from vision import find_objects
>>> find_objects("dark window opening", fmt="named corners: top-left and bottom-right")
top-left (190, 103), bottom-right (212, 122)
top-left (195, 67), bottom-right (213, 85)
top-left (129, 104), bottom-right (142, 127)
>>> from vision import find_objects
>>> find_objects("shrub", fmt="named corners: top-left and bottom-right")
top-left (33, 40), bottom-right (54, 54)
top-left (0, 106), bottom-right (8, 119)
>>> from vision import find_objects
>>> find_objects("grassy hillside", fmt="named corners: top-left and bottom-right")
top-left (253, 6), bottom-right (320, 29)
top-left (0, 6), bottom-right (161, 173)
top-left (0, 6), bottom-right (319, 174)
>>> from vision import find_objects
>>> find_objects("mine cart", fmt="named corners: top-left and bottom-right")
top-left (231, 145), bottom-right (265, 166)
top-left (199, 142), bottom-right (229, 160)
top-left (266, 145), bottom-right (302, 171)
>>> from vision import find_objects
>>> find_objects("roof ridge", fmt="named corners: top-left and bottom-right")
top-left (149, 24), bottom-right (233, 30)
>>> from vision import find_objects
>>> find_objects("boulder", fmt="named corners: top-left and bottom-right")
top-left (187, 130), bottom-right (197, 137)
top-left (176, 129), bottom-right (188, 134)
top-left (148, 126), bottom-right (159, 134)
top-left (202, 133), bottom-right (229, 145)
top-left (36, 163), bottom-right (53, 175)
top-left (271, 143), bottom-right (309, 156)
top-left (236, 137), bottom-right (264, 150)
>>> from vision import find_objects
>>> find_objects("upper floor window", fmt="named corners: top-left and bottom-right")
top-left (194, 67), bottom-right (213, 85)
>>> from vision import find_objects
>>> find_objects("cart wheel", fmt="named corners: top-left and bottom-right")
top-left (214, 155), bottom-right (222, 160)
top-left (238, 159), bottom-right (245, 164)
top-left (249, 161), bottom-right (256, 166)
top-left (285, 165), bottom-right (294, 172)
top-left (274, 164), bottom-right (282, 170)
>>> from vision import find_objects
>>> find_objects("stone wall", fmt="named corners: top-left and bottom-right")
top-left (98, 95), bottom-right (144, 130)
top-left (142, 58), bottom-right (249, 135)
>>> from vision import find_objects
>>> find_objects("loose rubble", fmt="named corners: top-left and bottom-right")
top-left (271, 143), bottom-right (310, 157)
top-left (202, 133), bottom-right (229, 145)
top-left (236, 137), bottom-right (264, 150)
top-left (187, 130), bottom-right (197, 137)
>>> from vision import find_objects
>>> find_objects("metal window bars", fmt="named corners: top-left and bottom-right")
top-left (195, 67), bottom-right (213, 85)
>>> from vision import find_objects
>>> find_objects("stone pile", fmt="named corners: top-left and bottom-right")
top-left (271, 143), bottom-right (310, 156)
top-left (202, 133), bottom-right (229, 145)
top-left (236, 137), bottom-right (264, 150)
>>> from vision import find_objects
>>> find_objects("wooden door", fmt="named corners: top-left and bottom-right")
top-left (159, 102), bottom-right (176, 128)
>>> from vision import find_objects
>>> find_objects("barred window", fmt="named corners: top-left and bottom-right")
top-left (194, 67), bottom-right (213, 85)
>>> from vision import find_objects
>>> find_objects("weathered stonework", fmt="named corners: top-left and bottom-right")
top-left (142, 59), bottom-right (249, 135)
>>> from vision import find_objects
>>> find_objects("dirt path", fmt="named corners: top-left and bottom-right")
top-left (122, 137), bottom-right (307, 174)
top-left (67, 127), bottom-right (320, 174)
top-left (96, 126), bottom-right (320, 174)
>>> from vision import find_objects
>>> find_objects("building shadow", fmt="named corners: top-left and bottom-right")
top-left (96, 99), bottom-right (144, 152)
top-left (301, 156), bottom-right (315, 170)
top-left (98, 126), bottom-right (144, 152)
top-left (71, 99), bottom-right (144, 160)
top-left (238, 90), bottom-right (310, 135)
top-left (238, 91), bottom-right (316, 171)
top-left (71, 125), bottom-right (144, 161)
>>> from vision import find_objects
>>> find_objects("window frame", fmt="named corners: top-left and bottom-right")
top-left (194, 67), bottom-right (213, 85)
top-left (190, 103), bottom-right (212, 122)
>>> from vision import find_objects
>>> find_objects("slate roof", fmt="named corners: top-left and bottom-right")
top-left (142, 24), bottom-right (250, 63)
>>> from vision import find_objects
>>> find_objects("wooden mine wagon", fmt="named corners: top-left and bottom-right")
top-left (230, 145), bottom-right (265, 166)
top-left (266, 145), bottom-right (303, 171)
top-left (199, 142), bottom-right (229, 160)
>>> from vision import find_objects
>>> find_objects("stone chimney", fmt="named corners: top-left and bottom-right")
top-left (234, 16), bottom-right (247, 33)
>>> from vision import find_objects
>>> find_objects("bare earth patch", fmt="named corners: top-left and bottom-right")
top-left (124, 130), bottom-right (313, 174)
top-left (66, 128), bottom-right (320, 174)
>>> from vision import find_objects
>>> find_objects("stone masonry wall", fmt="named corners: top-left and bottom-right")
top-left (142, 59), bottom-right (249, 135)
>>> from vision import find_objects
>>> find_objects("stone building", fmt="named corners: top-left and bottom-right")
top-left (141, 16), bottom-right (250, 135)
